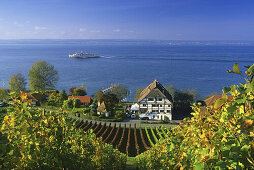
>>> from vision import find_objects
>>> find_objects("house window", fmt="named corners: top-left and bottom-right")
top-left (148, 98), bottom-right (154, 101)
top-left (160, 110), bottom-right (164, 112)
top-left (152, 104), bottom-right (157, 107)
top-left (168, 104), bottom-right (171, 107)
top-left (158, 98), bottom-right (162, 101)
top-left (143, 104), bottom-right (147, 107)
top-left (159, 105), bottom-right (162, 107)
top-left (167, 110), bottom-right (171, 113)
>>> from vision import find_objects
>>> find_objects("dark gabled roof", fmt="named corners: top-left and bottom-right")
top-left (138, 79), bottom-right (173, 103)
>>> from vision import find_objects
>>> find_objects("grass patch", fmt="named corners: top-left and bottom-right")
top-left (125, 157), bottom-right (137, 170)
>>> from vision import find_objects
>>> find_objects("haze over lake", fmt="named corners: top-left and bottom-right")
top-left (0, 39), bottom-right (253, 100)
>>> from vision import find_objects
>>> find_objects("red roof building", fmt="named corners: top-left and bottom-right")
top-left (68, 96), bottom-right (91, 104)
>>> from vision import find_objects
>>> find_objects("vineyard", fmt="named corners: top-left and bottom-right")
top-left (74, 119), bottom-right (169, 157)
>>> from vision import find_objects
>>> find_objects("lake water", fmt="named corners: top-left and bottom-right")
top-left (0, 39), bottom-right (253, 100)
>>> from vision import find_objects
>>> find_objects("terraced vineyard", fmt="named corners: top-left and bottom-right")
top-left (74, 119), bottom-right (169, 157)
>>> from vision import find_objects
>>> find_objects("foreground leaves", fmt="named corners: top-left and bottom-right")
top-left (0, 94), bottom-right (126, 169)
top-left (137, 63), bottom-right (254, 169)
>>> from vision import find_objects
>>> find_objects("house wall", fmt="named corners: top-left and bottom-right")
top-left (139, 97), bottom-right (172, 120)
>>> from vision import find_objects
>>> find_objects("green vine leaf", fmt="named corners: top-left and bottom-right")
top-left (233, 63), bottom-right (241, 74)
top-left (248, 65), bottom-right (254, 75)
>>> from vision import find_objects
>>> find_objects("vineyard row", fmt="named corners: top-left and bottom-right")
top-left (73, 119), bottom-right (170, 157)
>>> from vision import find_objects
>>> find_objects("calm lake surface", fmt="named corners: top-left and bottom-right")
top-left (0, 39), bottom-right (253, 100)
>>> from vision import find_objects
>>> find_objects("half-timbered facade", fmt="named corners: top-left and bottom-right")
top-left (138, 79), bottom-right (173, 120)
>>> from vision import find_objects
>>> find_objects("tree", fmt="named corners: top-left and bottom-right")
top-left (60, 90), bottom-right (68, 100)
top-left (28, 61), bottom-right (59, 92)
top-left (94, 90), bottom-right (104, 102)
top-left (111, 84), bottom-right (128, 100)
top-left (0, 88), bottom-right (8, 102)
top-left (47, 90), bottom-right (68, 107)
top-left (73, 88), bottom-right (87, 96)
top-left (69, 87), bottom-right (87, 96)
top-left (89, 100), bottom-right (97, 116)
top-left (101, 93), bottom-right (119, 111)
top-left (8, 73), bottom-right (26, 94)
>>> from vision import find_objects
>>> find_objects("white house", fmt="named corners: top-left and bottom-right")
top-left (137, 79), bottom-right (173, 120)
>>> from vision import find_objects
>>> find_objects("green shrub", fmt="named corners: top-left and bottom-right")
top-left (1, 94), bottom-right (126, 169)
top-left (136, 63), bottom-right (254, 169)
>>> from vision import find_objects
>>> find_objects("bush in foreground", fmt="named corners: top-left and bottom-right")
top-left (0, 93), bottom-right (126, 169)
top-left (136, 63), bottom-right (254, 169)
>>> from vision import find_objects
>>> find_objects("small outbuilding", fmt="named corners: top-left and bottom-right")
top-left (97, 101), bottom-right (110, 117)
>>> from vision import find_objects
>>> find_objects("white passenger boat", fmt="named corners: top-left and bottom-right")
top-left (69, 51), bottom-right (100, 58)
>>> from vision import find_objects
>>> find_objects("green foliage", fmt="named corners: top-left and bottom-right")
top-left (73, 98), bottom-right (81, 108)
top-left (28, 61), bottom-right (59, 92)
top-left (155, 126), bottom-right (164, 139)
top-left (101, 93), bottom-right (119, 111)
top-left (73, 88), bottom-right (87, 96)
top-left (47, 90), bottom-right (68, 107)
top-left (0, 94), bottom-right (126, 169)
top-left (69, 87), bottom-right (87, 96)
top-left (63, 99), bottom-right (73, 109)
top-left (0, 88), bottom-right (9, 102)
top-left (149, 125), bottom-right (158, 143)
top-left (8, 73), bottom-right (26, 95)
top-left (136, 63), bottom-right (254, 169)
top-left (93, 90), bottom-right (104, 102)
top-left (162, 116), bottom-right (170, 123)
top-left (89, 100), bottom-right (97, 116)
top-left (63, 98), bottom-right (81, 109)
top-left (145, 126), bottom-right (154, 147)
top-left (0, 107), bottom-right (8, 169)
top-left (111, 84), bottom-right (128, 100)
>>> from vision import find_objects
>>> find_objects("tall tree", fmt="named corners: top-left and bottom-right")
top-left (94, 90), bottom-right (104, 102)
top-left (8, 73), bottom-right (26, 94)
top-left (73, 88), bottom-right (87, 96)
top-left (69, 87), bottom-right (87, 96)
top-left (111, 84), bottom-right (128, 100)
top-left (101, 93), bottom-right (119, 111)
top-left (28, 61), bottom-right (59, 92)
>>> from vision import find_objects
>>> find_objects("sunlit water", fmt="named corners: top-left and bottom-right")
top-left (0, 39), bottom-right (253, 100)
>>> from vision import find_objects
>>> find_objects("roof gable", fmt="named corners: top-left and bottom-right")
top-left (138, 79), bottom-right (173, 102)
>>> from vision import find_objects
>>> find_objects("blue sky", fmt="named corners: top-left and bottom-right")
top-left (0, 0), bottom-right (253, 40)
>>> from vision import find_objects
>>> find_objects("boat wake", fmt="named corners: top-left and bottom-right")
top-left (100, 55), bottom-right (117, 59)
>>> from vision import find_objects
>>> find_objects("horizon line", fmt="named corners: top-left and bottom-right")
top-left (0, 38), bottom-right (254, 42)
